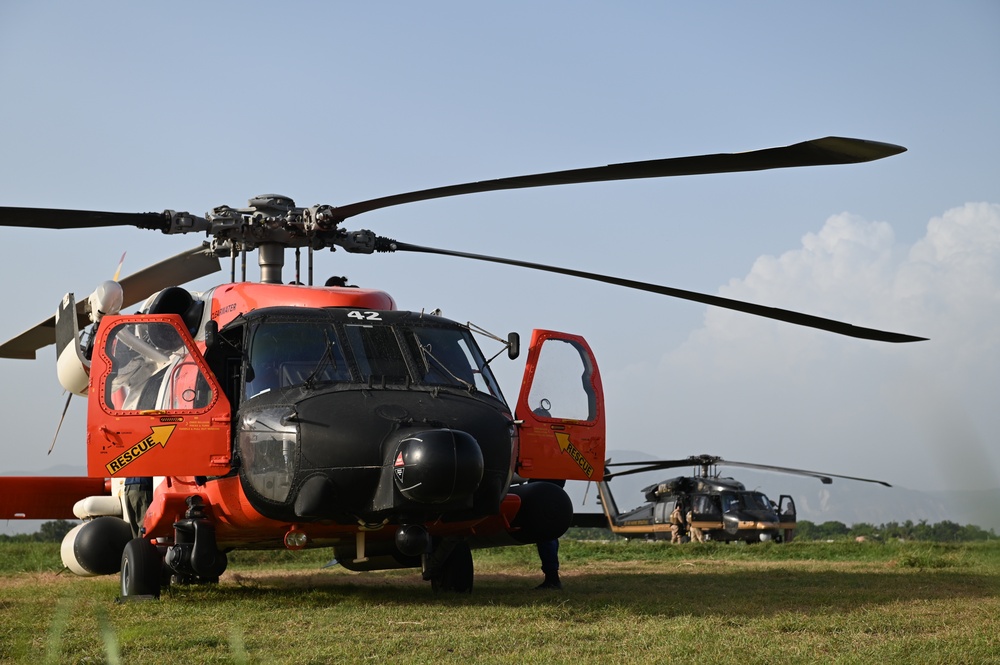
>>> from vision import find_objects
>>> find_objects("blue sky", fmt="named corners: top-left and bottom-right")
top-left (1, 4), bottom-right (998, 518)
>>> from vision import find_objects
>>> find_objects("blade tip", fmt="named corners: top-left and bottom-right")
top-left (815, 136), bottom-right (908, 162)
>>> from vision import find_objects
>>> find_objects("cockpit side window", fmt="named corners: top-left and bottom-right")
top-left (720, 492), bottom-right (741, 513)
top-left (104, 321), bottom-right (214, 413)
top-left (692, 494), bottom-right (716, 515)
top-left (525, 338), bottom-right (598, 422)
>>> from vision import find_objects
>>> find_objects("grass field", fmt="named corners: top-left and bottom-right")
top-left (1, 540), bottom-right (998, 663)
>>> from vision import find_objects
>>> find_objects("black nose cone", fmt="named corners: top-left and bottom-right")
top-left (392, 429), bottom-right (484, 504)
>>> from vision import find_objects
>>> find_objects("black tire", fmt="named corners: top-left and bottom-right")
top-left (120, 538), bottom-right (163, 599)
top-left (430, 541), bottom-right (474, 594)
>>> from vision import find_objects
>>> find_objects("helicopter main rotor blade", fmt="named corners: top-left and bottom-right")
top-left (0, 206), bottom-right (167, 231)
top-left (332, 137), bottom-right (905, 220)
top-left (603, 456), bottom-right (891, 486)
top-left (385, 241), bottom-right (927, 343)
top-left (604, 461), bottom-right (697, 480)
top-left (116, 243), bottom-right (221, 309)
top-left (717, 460), bottom-right (892, 487)
top-left (603, 457), bottom-right (714, 480)
top-left (0, 138), bottom-right (904, 236)
top-left (0, 244), bottom-right (220, 360)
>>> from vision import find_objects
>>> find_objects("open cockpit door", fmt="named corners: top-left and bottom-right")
top-left (778, 494), bottom-right (797, 541)
top-left (87, 314), bottom-right (232, 477)
top-left (515, 330), bottom-right (605, 481)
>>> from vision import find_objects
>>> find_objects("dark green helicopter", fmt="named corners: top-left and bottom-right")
top-left (585, 454), bottom-right (891, 543)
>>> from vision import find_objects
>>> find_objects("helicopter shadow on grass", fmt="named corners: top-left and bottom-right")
top-left (155, 565), bottom-right (1000, 620)
top-left (551, 569), bottom-right (1000, 620)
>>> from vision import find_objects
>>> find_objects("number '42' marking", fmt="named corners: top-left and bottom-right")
top-left (348, 310), bottom-right (382, 321)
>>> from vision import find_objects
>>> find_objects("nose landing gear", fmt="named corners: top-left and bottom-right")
top-left (422, 537), bottom-right (474, 594)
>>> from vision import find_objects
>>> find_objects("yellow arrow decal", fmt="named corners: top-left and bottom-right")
top-left (106, 425), bottom-right (176, 474)
top-left (554, 432), bottom-right (595, 478)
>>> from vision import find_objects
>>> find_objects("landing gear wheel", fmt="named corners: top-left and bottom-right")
top-left (430, 541), bottom-right (474, 594)
top-left (120, 538), bottom-right (163, 600)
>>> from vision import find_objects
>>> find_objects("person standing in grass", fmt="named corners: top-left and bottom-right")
top-left (531, 478), bottom-right (565, 590)
top-left (670, 503), bottom-right (684, 543)
top-left (124, 476), bottom-right (153, 538)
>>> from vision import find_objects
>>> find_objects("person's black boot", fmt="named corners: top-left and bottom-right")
top-left (534, 574), bottom-right (562, 590)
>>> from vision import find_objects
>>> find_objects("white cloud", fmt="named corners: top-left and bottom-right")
top-left (610, 203), bottom-right (1000, 491)
top-left (901, 203), bottom-right (1000, 345)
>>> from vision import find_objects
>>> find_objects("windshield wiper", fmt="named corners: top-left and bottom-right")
top-left (419, 343), bottom-right (475, 392)
top-left (303, 328), bottom-right (339, 388)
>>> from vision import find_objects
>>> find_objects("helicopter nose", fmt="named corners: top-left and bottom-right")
top-left (390, 428), bottom-right (484, 504)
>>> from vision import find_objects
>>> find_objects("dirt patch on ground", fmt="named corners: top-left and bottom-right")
top-left (0, 570), bottom-right (71, 590)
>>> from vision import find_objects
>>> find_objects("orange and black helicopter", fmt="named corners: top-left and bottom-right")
top-left (0, 137), bottom-right (923, 598)
top-left (583, 454), bottom-right (892, 544)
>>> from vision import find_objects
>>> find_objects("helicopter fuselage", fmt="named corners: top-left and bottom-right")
top-left (78, 282), bottom-right (605, 575)
top-left (597, 475), bottom-right (797, 544)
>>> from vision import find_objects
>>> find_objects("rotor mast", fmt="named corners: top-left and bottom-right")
top-left (258, 243), bottom-right (286, 284)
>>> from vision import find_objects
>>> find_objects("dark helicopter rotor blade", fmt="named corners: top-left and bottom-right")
top-left (116, 243), bottom-right (221, 309)
top-left (331, 137), bottom-right (906, 220)
top-left (0, 206), bottom-right (168, 231)
top-left (1, 138), bottom-right (904, 230)
top-left (603, 456), bottom-right (891, 487)
top-left (384, 241), bottom-right (927, 343)
top-left (0, 244), bottom-right (220, 360)
top-left (716, 460), bottom-right (893, 487)
top-left (603, 458), bottom-right (703, 480)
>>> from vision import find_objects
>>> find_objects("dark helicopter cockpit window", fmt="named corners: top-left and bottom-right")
top-left (408, 326), bottom-right (502, 397)
top-left (104, 321), bottom-right (214, 412)
top-left (343, 324), bottom-right (410, 384)
top-left (247, 322), bottom-right (351, 398)
top-left (744, 492), bottom-right (773, 511)
top-left (720, 492), bottom-right (741, 513)
top-left (244, 316), bottom-right (505, 400)
top-left (692, 494), bottom-right (718, 515)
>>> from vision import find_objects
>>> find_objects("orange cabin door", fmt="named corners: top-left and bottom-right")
top-left (87, 314), bottom-right (232, 478)
top-left (514, 329), bottom-right (605, 482)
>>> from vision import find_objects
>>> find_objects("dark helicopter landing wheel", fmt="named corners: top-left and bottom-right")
top-left (430, 541), bottom-right (474, 594)
top-left (120, 538), bottom-right (163, 600)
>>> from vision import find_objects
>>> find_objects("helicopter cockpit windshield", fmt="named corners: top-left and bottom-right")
top-left (720, 490), bottom-right (773, 513)
top-left (743, 491), bottom-right (773, 512)
top-left (247, 321), bottom-right (352, 398)
top-left (407, 325), bottom-right (498, 394)
top-left (244, 311), bottom-right (504, 400)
